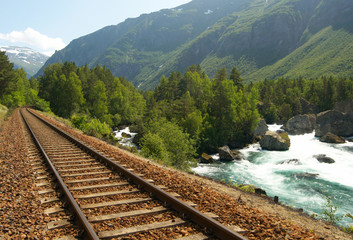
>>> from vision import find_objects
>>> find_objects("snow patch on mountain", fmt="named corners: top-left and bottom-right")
top-left (0, 46), bottom-right (49, 77)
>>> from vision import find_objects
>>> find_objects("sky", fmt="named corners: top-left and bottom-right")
top-left (0, 0), bottom-right (192, 56)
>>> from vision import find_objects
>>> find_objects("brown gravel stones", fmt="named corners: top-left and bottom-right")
top-left (0, 110), bottom-right (44, 239)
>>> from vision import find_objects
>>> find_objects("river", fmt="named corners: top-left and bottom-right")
top-left (193, 125), bottom-right (353, 227)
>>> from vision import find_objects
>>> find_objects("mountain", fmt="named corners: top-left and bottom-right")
top-left (38, 0), bottom-right (353, 89)
top-left (0, 46), bottom-right (49, 77)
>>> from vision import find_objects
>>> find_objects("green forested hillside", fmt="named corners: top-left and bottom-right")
top-left (38, 0), bottom-right (353, 89)
top-left (248, 27), bottom-right (353, 80)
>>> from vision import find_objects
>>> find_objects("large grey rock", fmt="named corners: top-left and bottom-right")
top-left (279, 159), bottom-right (301, 165)
top-left (218, 145), bottom-right (235, 161)
top-left (283, 114), bottom-right (316, 135)
top-left (231, 150), bottom-right (244, 161)
top-left (260, 131), bottom-right (290, 151)
top-left (334, 100), bottom-right (353, 114)
top-left (315, 110), bottom-right (353, 137)
top-left (319, 132), bottom-right (345, 144)
top-left (313, 154), bottom-right (335, 164)
top-left (254, 119), bottom-right (268, 136)
top-left (199, 153), bottom-right (215, 164)
top-left (294, 173), bottom-right (319, 179)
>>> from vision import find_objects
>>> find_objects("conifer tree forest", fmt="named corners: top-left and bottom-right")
top-left (1, 50), bottom-right (353, 170)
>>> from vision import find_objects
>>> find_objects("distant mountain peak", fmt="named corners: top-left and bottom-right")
top-left (0, 46), bottom-right (49, 77)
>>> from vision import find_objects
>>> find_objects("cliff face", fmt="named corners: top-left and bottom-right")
top-left (38, 0), bottom-right (353, 89)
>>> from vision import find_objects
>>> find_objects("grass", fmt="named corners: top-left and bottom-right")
top-left (247, 27), bottom-right (353, 82)
top-left (0, 104), bottom-right (9, 128)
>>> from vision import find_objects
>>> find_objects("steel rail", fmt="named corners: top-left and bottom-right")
top-left (20, 109), bottom-right (100, 240)
top-left (26, 108), bottom-right (248, 240)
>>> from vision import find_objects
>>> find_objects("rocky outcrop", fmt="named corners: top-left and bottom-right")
top-left (218, 145), bottom-right (235, 161)
top-left (319, 132), bottom-right (345, 144)
top-left (334, 100), bottom-right (353, 114)
top-left (255, 188), bottom-right (267, 196)
top-left (283, 114), bottom-right (316, 135)
top-left (315, 110), bottom-right (353, 137)
top-left (280, 159), bottom-right (301, 165)
top-left (231, 150), bottom-right (243, 161)
top-left (313, 154), bottom-right (335, 164)
top-left (260, 131), bottom-right (290, 151)
top-left (199, 153), bottom-right (215, 164)
top-left (121, 132), bottom-right (132, 138)
top-left (254, 119), bottom-right (268, 136)
top-left (294, 173), bottom-right (319, 179)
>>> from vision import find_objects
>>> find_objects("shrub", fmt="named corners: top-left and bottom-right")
top-left (141, 133), bottom-right (169, 164)
top-left (71, 114), bottom-right (88, 129)
top-left (141, 118), bottom-right (197, 171)
top-left (71, 114), bottom-right (111, 139)
top-left (320, 194), bottom-right (343, 224)
top-left (84, 118), bottom-right (111, 139)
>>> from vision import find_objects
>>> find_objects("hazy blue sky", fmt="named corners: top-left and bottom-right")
top-left (0, 0), bottom-right (191, 55)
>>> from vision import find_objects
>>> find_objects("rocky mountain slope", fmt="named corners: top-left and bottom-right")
top-left (0, 46), bottom-right (49, 77)
top-left (37, 0), bottom-right (353, 89)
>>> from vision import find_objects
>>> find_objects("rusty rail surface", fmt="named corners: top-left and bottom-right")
top-left (23, 108), bottom-right (247, 240)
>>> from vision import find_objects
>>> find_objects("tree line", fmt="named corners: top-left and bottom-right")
top-left (255, 76), bottom-right (353, 123)
top-left (0, 51), bottom-right (50, 111)
top-left (1, 50), bottom-right (352, 170)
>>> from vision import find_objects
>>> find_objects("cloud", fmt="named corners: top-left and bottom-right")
top-left (0, 27), bottom-right (66, 56)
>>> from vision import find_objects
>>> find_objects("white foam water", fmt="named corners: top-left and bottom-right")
top-left (193, 126), bottom-right (353, 226)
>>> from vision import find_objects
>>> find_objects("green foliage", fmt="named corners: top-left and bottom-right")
top-left (0, 50), bottom-right (50, 111)
top-left (343, 225), bottom-right (353, 234)
top-left (85, 118), bottom-right (111, 139)
top-left (320, 194), bottom-right (343, 224)
top-left (38, 62), bottom-right (146, 126)
top-left (141, 132), bottom-right (169, 163)
top-left (233, 183), bottom-right (256, 193)
top-left (254, 76), bottom-right (353, 123)
top-left (71, 114), bottom-right (111, 139)
top-left (0, 51), bottom-right (15, 97)
top-left (144, 65), bottom-right (259, 162)
top-left (141, 117), bottom-right (196, 171)
top-left (343, 214), bottom-right (353, 234)
top-left (0, 104), bottom-right (8, 127)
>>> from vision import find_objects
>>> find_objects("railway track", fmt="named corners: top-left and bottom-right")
top-left (21, 108), bottom-right (247, 240)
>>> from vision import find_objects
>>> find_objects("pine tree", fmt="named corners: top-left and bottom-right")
top-left (0, 51), bottom-right (15, 97)
top-left (229, 67), bottom-right (243, 90)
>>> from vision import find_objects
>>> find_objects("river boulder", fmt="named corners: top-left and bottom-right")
top-left (334, 100), bottom-right (353, 114)
top-left (315, 110), bottom-right (353, 137)
top-left (280, 159), bottom-right (301, 165)
top-left (255, 188), bottom-right (267, 196)
top-left (313, 154), bottom-right (335, 164)
top-left (218, 145), bottom-right (235, 161)
top-left (254, 119), bottom-right (268, 136)
top-left (231, 150), bottom-right (244, 161)
top-left (283, 114), bottom-right (316, 135)
top-left (199, 153), bottom-right (215, 164)
top-left (294, 172), bottom-right (319, 179)
top-left (260, 131), bottom-right (290, 151)
top-left (319, 132), bottom-right (345, 144)
top-left (121, 132), bottom-right (132, 138)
